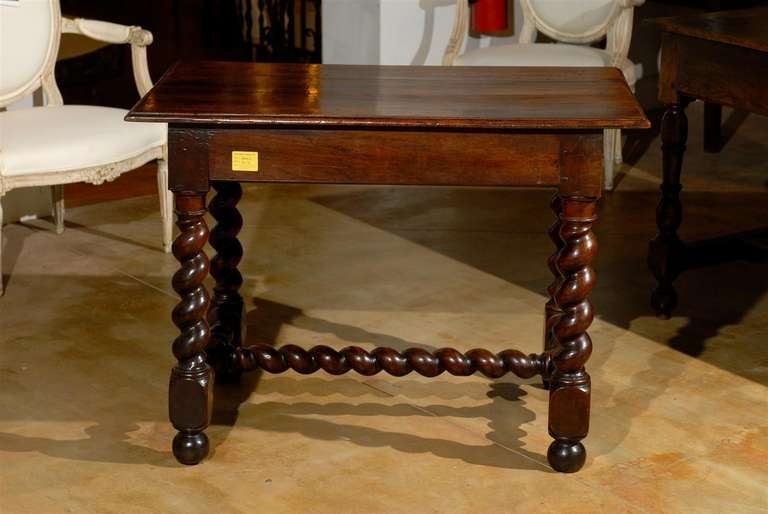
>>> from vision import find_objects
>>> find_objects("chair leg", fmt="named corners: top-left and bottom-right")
top-left (614, 128), bottom-right (623, 165)
top-left (51, 185), bottom-right (65, 235)
top-left (0, 201), bottom-right (4, 296)
top-left (157, 159), bottom-right (173, 253)
top-left (603, 129), bottom-right (616, 191)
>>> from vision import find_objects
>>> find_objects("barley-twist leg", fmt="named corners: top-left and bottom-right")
top-left (169, 193), bottom-right (213, 465)
top-left (547, 198), bottom-right (597, 473)
top-left (542, 193), bottom-right (563, 388)
top-left (207, 181), bottom-right (245, 382)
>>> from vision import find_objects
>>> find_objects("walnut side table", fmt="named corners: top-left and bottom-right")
top-left (649, 8), bottom-right (768, 318)
top-left (127, 62), bottom-right (648, 473)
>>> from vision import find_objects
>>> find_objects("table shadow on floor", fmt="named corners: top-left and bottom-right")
top-left (214, 296), bottom-right (684, 471)
top-left (308, 187), bottom-right (768, 384)
top-left (0, 284), bottom-right (672, 469)
top-left (212, 297), bottom-right (547, 471)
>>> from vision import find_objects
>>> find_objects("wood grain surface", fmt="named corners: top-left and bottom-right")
top-left (651, 7), bottom-right (768, 53)
top-left (127, 62), bottom-right (649, 130)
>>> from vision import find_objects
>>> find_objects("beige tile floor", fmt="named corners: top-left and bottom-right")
top-left (1, 103), bottom-right (767, 513)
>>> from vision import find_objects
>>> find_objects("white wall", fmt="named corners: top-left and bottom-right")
top-left (322, 0), bottom-right (381, 65)
top-left (323, 0), bottom-right (524, 65)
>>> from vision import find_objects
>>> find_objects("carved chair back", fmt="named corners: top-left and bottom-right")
top-left (521, 0), bottom-right (623, 44)
top-left (0, 0), bottom-right (62, 108)
top-left (443, 0), bottom-right (641, 65)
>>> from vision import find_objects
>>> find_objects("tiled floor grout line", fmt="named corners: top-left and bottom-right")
top-left (61, 239), bottom-right (178, 300)
top-left (361, 381), bottom-right (659, 514)
top-left (360, 381), bottom-right (553, 472)
top-left (114, 268), bottom-right (177, 300)
top-left (4, 225), bottom-right (166, 300)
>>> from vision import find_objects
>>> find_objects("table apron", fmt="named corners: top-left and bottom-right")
top-left (659, 33), bottom-right (768, 115)
top-left (209, 128), bottom-right (570, 187)
top-left (167, 127), bottom-right (603, 195)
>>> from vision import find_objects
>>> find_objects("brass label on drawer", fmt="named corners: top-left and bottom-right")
top-left (232, 151), bottom-right (259, 172)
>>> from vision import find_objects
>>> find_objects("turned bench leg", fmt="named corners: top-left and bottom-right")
top-left (649, 101), bottom-right (689, 319)
top-left (547, 197), bottom-right (597, 473)
top-left (207, 181), bottom-right (246, 382)
top-left (169, 192), bottom-right (213, 465)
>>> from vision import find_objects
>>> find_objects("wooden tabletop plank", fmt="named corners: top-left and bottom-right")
top-left (127, 62), bottom-right (649, 130)
top-left (652, 7), bottom-right (768, 53)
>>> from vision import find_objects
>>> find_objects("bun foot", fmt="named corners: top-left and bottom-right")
top-left (547, 440), bottom-right (586, 473)
top-left (173, 432), bottom-right (209, 465)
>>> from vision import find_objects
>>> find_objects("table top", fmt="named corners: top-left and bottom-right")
top-left (652, 7), bottom-right (768, 53)
top-left (126, 62), bottom-right (649, 130)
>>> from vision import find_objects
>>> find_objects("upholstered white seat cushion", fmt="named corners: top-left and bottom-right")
top-left (455, 43), bottom-right (637, 85)
top-left (0, 105), bottom-right (166, 177)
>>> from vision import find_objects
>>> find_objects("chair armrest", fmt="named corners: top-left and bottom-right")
top-left (62, 18), bottom-right (153, 46)
top-left (61, 18), bottom-right (154, 96)
top-left (442, 1), bottom-right (469, 66)
top-left (607, 0), bottom-right (644, 68)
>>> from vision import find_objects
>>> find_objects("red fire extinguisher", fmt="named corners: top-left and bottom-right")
top-left (470, 0), bottom-right (508, 33)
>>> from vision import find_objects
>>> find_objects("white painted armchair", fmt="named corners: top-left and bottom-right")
top-left (443, 0), bottom-right (644, 190)
top-left (0, 0), bottom-right (171, 295)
